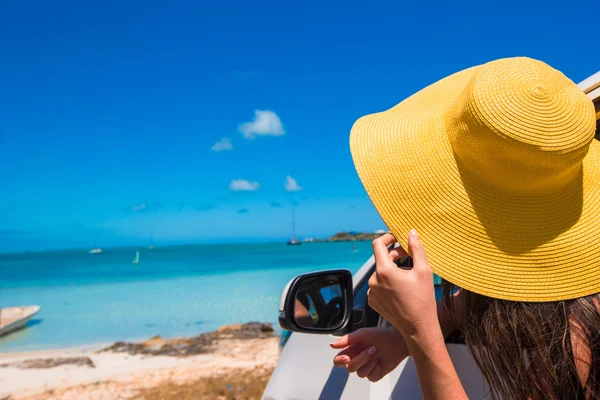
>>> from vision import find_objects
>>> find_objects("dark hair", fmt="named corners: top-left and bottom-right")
top-left (442, 281), bottom-right (600, 400)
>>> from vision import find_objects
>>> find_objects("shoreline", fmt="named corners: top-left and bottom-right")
top-left (1, 322), bottom-right (285, 355)
top-left (0, 323), bottom-right (279, 400)
top-left (0, 342), bottom-right (114, 356)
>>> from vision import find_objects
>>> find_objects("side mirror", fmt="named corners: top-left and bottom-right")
top-left (279, 269), bottom-right (353, 335)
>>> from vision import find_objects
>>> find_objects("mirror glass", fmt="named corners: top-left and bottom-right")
top-left (294, 274), bottom-right (346, 330)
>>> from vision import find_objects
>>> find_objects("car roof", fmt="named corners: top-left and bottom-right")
top-left (578, 71), bottom-right (600, 101)
top-left (578, 71), bottom-right (600, 139)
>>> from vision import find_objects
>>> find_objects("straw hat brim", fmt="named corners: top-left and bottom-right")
top-left (350, 66), bottom-right (600, 302)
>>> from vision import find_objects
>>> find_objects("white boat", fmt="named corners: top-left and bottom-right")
top-left (89, 248), bottom-right (103, 255)
top-left (287, 206), bottom-right (302, 245)
top-left (0, 306), bottom-right (40, 337)
top-left (132, 251), bottom-right (140, 265)
top-left (148, 230), bottom-right (155, 251)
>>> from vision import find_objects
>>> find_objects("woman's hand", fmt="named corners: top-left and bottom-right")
top-left (330, 326), bottom-right (409, 382)
top-left (368, 230), bottom-right (468, 399)
top-left (368, 230), bottom-right (439, 341)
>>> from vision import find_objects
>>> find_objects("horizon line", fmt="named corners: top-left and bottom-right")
top-left (0, 230), bottom-right (384, 256)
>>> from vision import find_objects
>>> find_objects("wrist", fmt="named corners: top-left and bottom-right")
top-left (403, 322), bottom-right (446, 355)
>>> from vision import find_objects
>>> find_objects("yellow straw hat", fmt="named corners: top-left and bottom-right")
top-left (350, 57), bottom-right (599, 302)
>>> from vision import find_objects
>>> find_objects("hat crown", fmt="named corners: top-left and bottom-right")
top-left (446, 58), bottom-right (596, 195)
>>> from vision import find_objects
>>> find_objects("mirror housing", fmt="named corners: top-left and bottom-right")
top-left (278, 269), bottom-right (353, 335)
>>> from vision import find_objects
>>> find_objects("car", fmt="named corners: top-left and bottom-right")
top-left (263, 71), bottom-right (600, 400)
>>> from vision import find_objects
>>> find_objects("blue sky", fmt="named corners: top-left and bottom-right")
top-left (0, 0), bottom-right (598, 252)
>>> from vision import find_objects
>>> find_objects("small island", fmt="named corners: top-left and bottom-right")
top-left (305, 230), bottom-right (386, 243)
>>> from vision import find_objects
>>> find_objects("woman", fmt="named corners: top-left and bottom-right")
top-left (331, 57), bottom-right (600, 399)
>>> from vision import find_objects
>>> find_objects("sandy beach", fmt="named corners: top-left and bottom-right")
top-left (0, 324), bottom-right (279, 400)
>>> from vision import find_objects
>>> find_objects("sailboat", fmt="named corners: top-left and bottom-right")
top-left (287, 206), bottom-right (301, 245)
top-left (148, 231), bottom-right (155, 251)
top-left (132, 251), bottom-right (140, 265)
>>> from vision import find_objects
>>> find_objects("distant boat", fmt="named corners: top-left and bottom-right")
top-left (287, 205), bottom-right (302, 246)
top-left (90, 230), bottom-right (103, 254)
top-left (132, 251), bottom-right (140, 265)
top-left (149, 230), bottom-right (155, 251)
top-left (0, 306), bottom-right (40, 337)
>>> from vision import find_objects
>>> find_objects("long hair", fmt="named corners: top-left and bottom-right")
top-left (442, 281), bottom-right (600, 399)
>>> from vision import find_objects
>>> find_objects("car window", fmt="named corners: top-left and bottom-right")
top-left (353, 273), bottom-right (371, 311)
top-left (352, 268), bottom-right (381, 328)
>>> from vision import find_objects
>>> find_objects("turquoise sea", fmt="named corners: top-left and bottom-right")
top-left (0, 242), bottom-right (370, 352)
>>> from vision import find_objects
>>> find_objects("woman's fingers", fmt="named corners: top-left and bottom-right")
top-left (368, 365), bottom-right (384, 382)
top-left (332, 344), bottom-right (363, 367)
top-left (329, 334), bottom-right (351, 349)
top-left (407, 229), bottom-right (430, 273)
top-left (333, 353), bottom-right (351, 368)
top-left (331, 330), bottom-right (375, 368)
top-left (356, 358), bottom-right (378, 378)
top-left (368, 271), bottom-right (378, 288)
top-left (388, 245), bottom-right (408, 261)
top-left (330, 329), bottom-right (368, 349)
top-left (346, 346), bottom-right (377, 373)
top-left (372, 234), bottom-right (397, 270)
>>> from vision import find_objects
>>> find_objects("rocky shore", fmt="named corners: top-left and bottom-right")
top-left (317, 231), bottom-right (385, 242)
top-left (102, 322), bottom-right (274, 357)
top-left (0, 322), bottom-right (279, 400)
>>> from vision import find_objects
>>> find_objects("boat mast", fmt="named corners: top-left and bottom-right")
top-left (292, 205), bottom-right (296, 239)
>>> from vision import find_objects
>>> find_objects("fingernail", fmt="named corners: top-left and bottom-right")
top-left (410, 229), bottom-right (418, 239)
top-left (367, 346), bottom-right (377, 356)
top-left (342, 356), bottom-right (350, 363)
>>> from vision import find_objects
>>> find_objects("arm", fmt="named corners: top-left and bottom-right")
top-left (294, 298), bottom-right (315, 327)
top-left (331, 259), bottom-right (464, 384)
top-left (405, 325), bottom-right (467, 400)
top-left (368, 231), bottom-right (467, 400)
top-left (330, 295), bottom-right (461, 384)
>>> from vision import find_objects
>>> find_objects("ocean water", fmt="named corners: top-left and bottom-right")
top-left (0, 242), bottom-right (371, 352)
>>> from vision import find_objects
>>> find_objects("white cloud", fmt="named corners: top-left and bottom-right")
top-left (128, 202), bottom-right (163, 213)
top-left (131, 203), bottom-right (148, 212)
top-left (284, 175), bottom-right (302, 192)
top-left (238, 110), bottom-right (285, 139)
top-left (211, 137), bottom-right (233, 152)
top-left (229, 179), bottom-right (260, 191)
